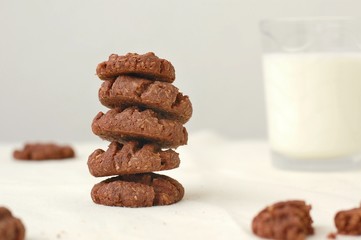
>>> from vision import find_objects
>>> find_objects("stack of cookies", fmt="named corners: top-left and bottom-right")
top-left (88, 52), bottom-right (192, 207)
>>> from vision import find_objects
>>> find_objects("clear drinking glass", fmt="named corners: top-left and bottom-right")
top-left (260, 17), bottom-right (361, 170)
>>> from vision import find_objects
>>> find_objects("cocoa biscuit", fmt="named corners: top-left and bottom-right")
top-left (91, 107), bottom-right (188, 148)
top-left (96, 52), bottom-right (175, 82)
top-left (91, 173), bottom-right (184, 207)
top-left (252, 200), bottom-right (314, 240)
top-left (334, 205), bottom-right (361, 236)
top-left (0, 207), bottom-right (25, 240)
top-left (13, 143), bottom-right (75, 160)
top-left (99, 75), bottom-right (192, 123)
top-left (87, 141), bottom-right (180, 177)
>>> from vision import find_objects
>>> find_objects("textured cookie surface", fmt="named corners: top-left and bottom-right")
top-left (91, 107), bottom-right (188, 148)
top-left (252, 200), bottom-right (314, 240)
top-left (99, 75), bottom-right (192, 123)
top-left (13, 143), bottom-right (75, 160)
top-left (335, 205), bottom-right (361, 236)
top-left (91, 173), bottom-right (184, 207)
top-left (0, 207), bottom-right (25, 240)
top-left (88, 141), bottom-right (180, 177)
top-left (96, 52), bottom-right (175, 82)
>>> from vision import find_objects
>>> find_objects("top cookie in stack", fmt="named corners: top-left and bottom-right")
top-left (97, 52), bottom-right (176, 82)
top-left (89, 52), bottom-right (192, 207)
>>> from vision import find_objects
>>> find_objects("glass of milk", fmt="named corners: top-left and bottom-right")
top-left (260, 17), bottom-right (361, 170)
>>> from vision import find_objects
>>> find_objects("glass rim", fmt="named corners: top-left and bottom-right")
top-left (260, 16), bottom-right (359, 25)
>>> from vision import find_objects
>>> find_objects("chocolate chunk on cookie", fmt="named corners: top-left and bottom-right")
top-left (91, 173), bottom-right (184, 207)
top-left (0, 207), bottom-right (25, 240)
top-left (252, 200), bottom-right (314, 240)
top-left (334, 205), bottom-right (361, 236)
top-left (99, 75), bottom-right (192, 123)
top-left (13, 143), bottom-right (75, 160)
top-left (88, 141), bottom-right (180, 177)
top-left (96, 52), bottom-right (175, 82)
top-left (91, 107), bottom-right (188, 148)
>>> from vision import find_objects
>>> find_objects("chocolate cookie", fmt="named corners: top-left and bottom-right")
top-left (91, 107), bottom-right (188, 148)
top-left (96, 52), bottom-right (175, 82)
top-left (88, 141), bottom-right (180, 177)
top-left (99, 75), bottom-right (192, 123)
top-left (91, 173), bottom-right (184, 207)
top-left (0, 207), bottom-right (25, 240)
top-left (334, 205), bottom-right (361, 236)
top-left (13, 143), bottom-right (75, 160)
top-left (252, 200), bottom-right (314, 240)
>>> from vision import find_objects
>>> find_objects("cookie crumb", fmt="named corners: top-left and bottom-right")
top-left (56, 230), bottom-right (66, 239)
top-left (327, 232), bottom-right (337, 239)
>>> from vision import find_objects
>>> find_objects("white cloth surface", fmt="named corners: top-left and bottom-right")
top-left (0, 131), bottom-right (360, 240)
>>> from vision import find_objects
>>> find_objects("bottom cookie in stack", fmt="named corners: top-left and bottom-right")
top-left (91, 173), bottom-right (184, 207)
top-left (87, 141), bottom-right (184, 207)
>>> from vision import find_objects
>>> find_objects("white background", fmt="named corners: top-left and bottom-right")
top-left (0, 0), bottom-right (360, 142)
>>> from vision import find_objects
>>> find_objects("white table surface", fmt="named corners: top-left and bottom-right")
top-left (1, 131), bottom-right (360, 240)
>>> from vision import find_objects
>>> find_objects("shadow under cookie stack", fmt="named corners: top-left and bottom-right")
top-left (88, 52), bottom-right (192, 207)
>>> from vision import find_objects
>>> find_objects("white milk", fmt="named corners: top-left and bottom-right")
top-left (264, 53), bottom-right (361, 160)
